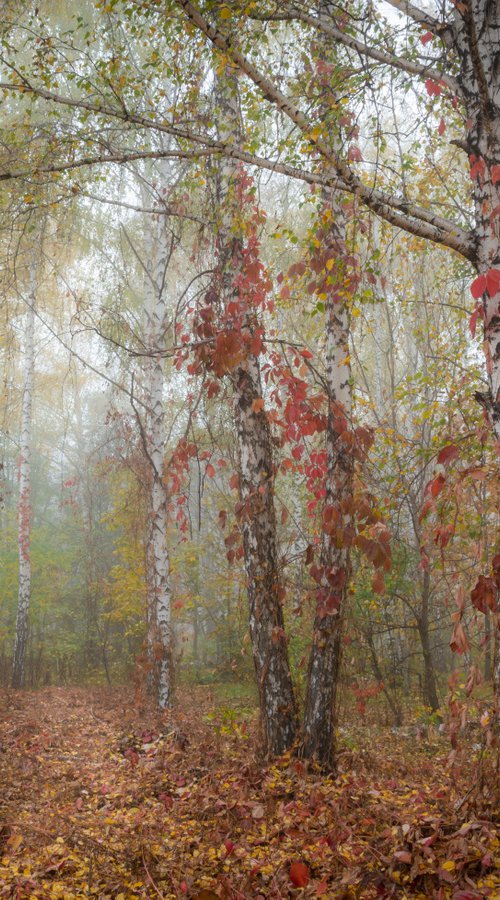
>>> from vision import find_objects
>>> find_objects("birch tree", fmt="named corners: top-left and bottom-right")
top-left (140, 198), bottom-right (175, 709)
top-left (300, 0), bottom-right (355, 767)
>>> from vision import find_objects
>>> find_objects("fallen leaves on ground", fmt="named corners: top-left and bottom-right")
top-left (0, 687), bottom-right (498, 898)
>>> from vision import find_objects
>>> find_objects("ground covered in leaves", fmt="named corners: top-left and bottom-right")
top-left (0, 687), bottom-right (499, 899)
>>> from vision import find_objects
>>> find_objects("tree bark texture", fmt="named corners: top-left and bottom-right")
top-left (453, 2), bottom-right (500, 434)
top-left (141, 201), bottom-right (174, 710)
top-left (417, 570), bottom-right (440, 712)
top-left (300, 198), bottom-right (353, 767)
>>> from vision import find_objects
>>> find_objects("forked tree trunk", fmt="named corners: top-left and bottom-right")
top-left (12, 258), bottom-right (36, 689)
top-left (215, 66), bottom-right (298, 756)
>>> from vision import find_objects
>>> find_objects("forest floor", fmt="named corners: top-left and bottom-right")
top-left (0, 686), bottom-right (499, 900)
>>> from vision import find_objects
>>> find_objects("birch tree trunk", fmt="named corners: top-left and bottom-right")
top-left (301, 193), bottom-right (353, 768)
top-left (12, 258), bottom-right (36, 689)
top-left (300, 0), bottom-right (354, 768)
top-left (140, 194), bottom-right (174, 709)
top-left (457, 9), bottom-right (500, 436)
top-left (453, 1), bottom-right (500, 731)
top-left (215, 67), bottom-right (298, 756)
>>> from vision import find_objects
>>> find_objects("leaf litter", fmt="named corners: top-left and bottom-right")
top-left (0, 687), bottom-right (498, 898)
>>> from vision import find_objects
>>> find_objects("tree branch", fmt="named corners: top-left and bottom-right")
top-left (250, 7), bottom-right (459, 92)
top-left (384, 0), bottom-right (454, 45)
top-left (0, 39), bottom-right (473, 260)
top-left (174, 0), bottom-right (473, 259)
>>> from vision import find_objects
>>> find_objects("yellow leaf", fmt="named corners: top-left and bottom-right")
top-left (442, 860), bottom-right (456, 871)
top-left (326, 258), bottom-right (335, 270)
top-left (219, 7), bottom-right (232, 17)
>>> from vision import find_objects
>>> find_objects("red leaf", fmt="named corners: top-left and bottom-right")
top-left (469, 305), bottom-right (480, 337)
top-left (470, 274), bottom-right (487, 299)
top-left (372, 570), bottom-right (385, 595)
top-left (491, 164), bottom-right (500, 185)
top-left (206, 463), bottom-right (216, 478)
top-left (492, 554), bottom-right (500, 589)
top-left (424, 474), bottom-right (446, 498)
top-left (290, 861), bottom-right (309, 888)
top-left (420, 30), bottom-right (433, 43)
top-left (471, 575), bottom-right (497, 613)
top-left (425, 79), bottom-right (442, 97)
top-left (470, 154), bottom-right (486, 182)
top-left (419, 498), bottom-right (434, 522)
top-left (437, 443), bottom-right (459, 465)
top-left (124, 748), bottom-right (139, 767)
top-left (450, 620), bottom-right (469, 654)
top-left (229, 473), bottom-right (239, 490)
top-left (486, 267), bottom-right (500, 296)
top-left (438, 117), bottom-right (446, 136)
top-left (394, 850), bottom-right (412, 864)
top-left (433, 525), bottom-right (453, 548)
top-left (347, 144), bottom-right (363, 162)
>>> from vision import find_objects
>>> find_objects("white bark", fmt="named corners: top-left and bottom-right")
top-left (12, 258), bottom-right (36, 689)
top-left (140, 183), bottom-right (173, 709)
top-left (456, 0), bottom-right (500, 436)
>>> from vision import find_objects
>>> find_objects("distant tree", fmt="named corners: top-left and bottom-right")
top-left (12, 245), bottom-right (37, 689)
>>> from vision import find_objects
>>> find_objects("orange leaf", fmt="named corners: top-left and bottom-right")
top-left (6, 834), bottom-right (23, 853)
top-left (251, 397), bottom-right (265, 413)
